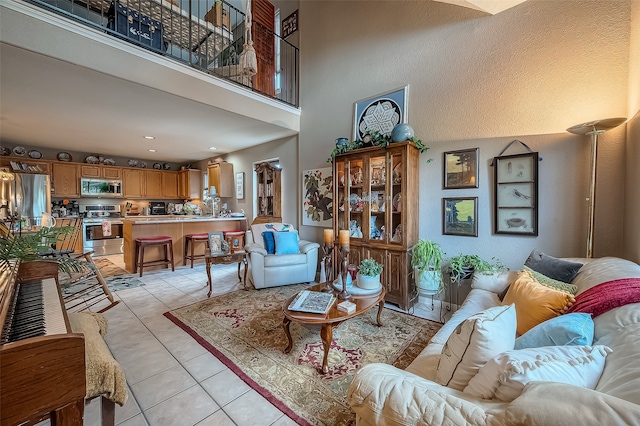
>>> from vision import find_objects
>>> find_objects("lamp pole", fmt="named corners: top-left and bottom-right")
top-left (567, 117), bottom-right (626, 258)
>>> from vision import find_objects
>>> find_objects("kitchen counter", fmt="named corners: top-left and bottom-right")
top-left (122, 216), bottom-right (247, 273)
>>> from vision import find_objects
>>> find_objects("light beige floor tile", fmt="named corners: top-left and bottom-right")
top-left (182, 352), bottom-right (227, 382)
top-left (121, 348), bottom-right (179, 385)
top-left (195, 410), bottom-right (236, 426)
top-left (131, 365), bottom-right (197, 410)
top-left (144, 385), bottom-right (219, 426)
top-left (223, 389), bottom-right (283, 426)
top-left (164, 336), bottom-right (208, 363)
top-left (83, 396), bottom-right (101, 426)
top-left (115, 388), bottom-right (142, 424)
top-left (108, 335), bottom-right (167, 366)
top-left (270, 414), bottom-right (300, 426)
top-left (200, 369), bottom-right (250, 406)
top-left (117, 414), bottom-right (148, 426)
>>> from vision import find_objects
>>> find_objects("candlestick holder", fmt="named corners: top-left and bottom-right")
top-left (337, 246), bottom-right (351, 300)
top-left (320, 243), bottom-right (334, 292)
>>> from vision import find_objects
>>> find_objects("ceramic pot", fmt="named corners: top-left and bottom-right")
top-left (415, 267), bottom-right (441, 295)
top-left (335, 137), bottom-right (349, 147)
top-left (357, 272), bottom-right (381, 290)
top-left (391, 123), bottom-right (415, 142)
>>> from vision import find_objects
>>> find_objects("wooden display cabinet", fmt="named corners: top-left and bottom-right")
top-left (253, 162), bottom-right (281, 224)
top-left (332, 141), bottom-right (420, 310)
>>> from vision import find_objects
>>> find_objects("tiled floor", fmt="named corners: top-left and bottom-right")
top-left (72, 255), bottom-right (444, 426)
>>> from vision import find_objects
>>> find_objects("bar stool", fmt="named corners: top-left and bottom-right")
top-left (223, 230), bottom-right (245, 253)
top-left (184, 233), bottom-right (209, 268)
top-left (134, 236), bottom-right (175, 277)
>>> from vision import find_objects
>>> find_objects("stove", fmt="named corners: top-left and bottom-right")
top-left (82, 205), bottom-right (124, 256)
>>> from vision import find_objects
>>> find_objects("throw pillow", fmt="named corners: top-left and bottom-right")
top-left (274, 231), bottom-right (300, 255)
top-left (524, 249), bottom-right (583, 283)
top-left (502, 270), bottom-right (575, 336)
top-left (514, 313), bottom-right (594, 349)
top-left (523, 266), bottom-right (578, 295)
top-left (471, 270), bottom-right (517, 294)
top-left (435, 304), bottom-right (517, 391)
top-left (262, 231), bottom-right (275, 254)
top-left (463, 345), bottom-right (611, 402)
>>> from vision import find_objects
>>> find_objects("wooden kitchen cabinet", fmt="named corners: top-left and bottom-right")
top-left (332, 141), bottom-right (420, 310)
top-left (122, 169), bottom-right (144, 198)
top-left (207, 162), bottom-right (233, 198)
top-left (178, 169), bottom-right (201, 200)
top-left (80, 164), bottom-right (122, 179)
top-left (0, 157), bottom-right (51, 174)
top-left (144, 170), bottom-right (163, 198)
top-left (51, 163), bottom-right (80, 197)
top-left (162, 171), bottom-right (178, 198)
top-left (253, 162), bottom-right (281, 224)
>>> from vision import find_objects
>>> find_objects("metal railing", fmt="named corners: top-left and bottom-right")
top-left (27, 0), bottom-right (299, 106)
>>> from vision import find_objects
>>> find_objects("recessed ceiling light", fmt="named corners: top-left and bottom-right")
top-left (209, 146), bottom-right (217, 150)
top-left (144, 136), bottom-right (155, 140)
top-left (148, 149), bottom-right (157, 153)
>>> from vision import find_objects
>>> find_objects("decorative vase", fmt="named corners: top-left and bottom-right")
top-left (391, 123), bottom-right (415, 143)
top-left (357, 272), bottom-right (381, 290)
top-left (335, 137), bottom-right (349, 147)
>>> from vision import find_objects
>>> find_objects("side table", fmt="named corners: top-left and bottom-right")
top-left (205, 251), bottom-right (248, 297)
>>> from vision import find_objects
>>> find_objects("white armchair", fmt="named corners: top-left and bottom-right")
top-left (244, 223), bottom-right (319, 289)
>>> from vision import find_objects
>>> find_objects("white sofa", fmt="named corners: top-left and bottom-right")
top-left (244, 223), bottom-right (320, 289)
top-left (347, 256), bottom-right (640, 425)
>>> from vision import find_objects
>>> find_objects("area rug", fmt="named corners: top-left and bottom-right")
top-left (93, 257), bottom-right (129, 277)
top-left (165, 284), bottom-right (441, 426)
top-left (59, 272), bottom-right (145, 296)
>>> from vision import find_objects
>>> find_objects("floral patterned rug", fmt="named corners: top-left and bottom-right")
top-left (165, 284), bottom-right (441, 426)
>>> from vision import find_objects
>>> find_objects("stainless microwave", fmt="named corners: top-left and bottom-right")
top-left (80, 178), bottom-right (123, 197)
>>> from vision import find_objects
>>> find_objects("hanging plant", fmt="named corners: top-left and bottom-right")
top-left (327, 140), bottom-right (362, 162)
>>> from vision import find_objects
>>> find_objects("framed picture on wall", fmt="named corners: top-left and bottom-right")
top-left (443, 197), bottom-right (478, 237)
top-left (302, 168), bottom-right (333, 227)
top-left (282, 10), bottom-right (298, 39)
top-left (353, 86), bottom-right (408, 141)
top-left (443, 148), bottom-right (479, 189)
top-left (236, 172), bottom-right (244, 199)
top-left (494, 152), bottom-right (539, 235)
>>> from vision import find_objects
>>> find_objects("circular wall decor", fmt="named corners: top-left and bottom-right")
top-left (357, 99), bottom-right (401, 140)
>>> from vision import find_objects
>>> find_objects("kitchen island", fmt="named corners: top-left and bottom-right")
top-left (122, 216), bottom-right (247, 273)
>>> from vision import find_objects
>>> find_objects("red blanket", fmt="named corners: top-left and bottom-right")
top-left (566, 278), bottom-right (640, 318)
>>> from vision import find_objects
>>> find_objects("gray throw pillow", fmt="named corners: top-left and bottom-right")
top-left (524, 249), bottom-right (583, 283)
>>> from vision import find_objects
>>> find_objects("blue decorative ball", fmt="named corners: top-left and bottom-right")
top-left (391, 124), bottom-right (414, 142)
top-left (335, 137), bottom-right (349, 147)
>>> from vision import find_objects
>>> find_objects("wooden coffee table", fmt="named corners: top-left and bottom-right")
top-left (205, 251), bottom-right (248, 297)
top-left (282, 283), bottom-right (386, 374)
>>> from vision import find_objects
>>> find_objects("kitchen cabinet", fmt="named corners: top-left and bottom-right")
top-left (0, 157), bottom-right (51, 174)
top-left (162, 171), bottom-right (178, 198)
top-left (332, 141), bottom-right (419, 310)
top-left (207, 162), bottom-right (233, 198)
top-left (122, 169), bottom-right (144, 198)
top-left (52, 163), bottom-right (80, 197)
top-left (178, 169), bottom-right (201, 200)
top-left (80, 164), bottom-right (122, 179)
top-left (253, 162), bottom-right (281, 224)
top-left (145, 170), bottom-right (163, 198)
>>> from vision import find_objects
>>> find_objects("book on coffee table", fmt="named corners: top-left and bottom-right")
top-left (288, 290), bottom-right (336, 314)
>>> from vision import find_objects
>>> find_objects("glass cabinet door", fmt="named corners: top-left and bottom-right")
top-left (389, 151), bottom-right (404, 245)
top-left (336, 158), bottom-right (365, 242)
top-left (367, 155), bottom-right (387, 243)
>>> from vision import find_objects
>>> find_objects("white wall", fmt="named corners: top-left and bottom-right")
top-left (297, 0), bottom-right (632, 269)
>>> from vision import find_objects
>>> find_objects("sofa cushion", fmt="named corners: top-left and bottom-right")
top-left (464, 345), bottom-right (611, 402)
top-left (514, 313), bottom-right (594, 349)
top-left (570, 256), bottom-right (640, 295)
top-left (262, 231), bottom-right (276, 254)
top-left (566, 278), bottom-right (640, 319)
top-left (524, 249), bottom-right (583, 283)
top-left (502, 270), bottom-right (575, 335)
top-left (505, 382), bottom-right (640, 426)
top-left (435, 304), bottom-right (516, 391)
top-left (594, 323), bottom-right (640, 405)
top-left (263, 252), bottom-right (308, 267)
top-left (274, 230), bottom-right (300, 255)
top-left (522, 266), bottom-right (578, 294)
top-left (471, 270), bottom-right (517, 294)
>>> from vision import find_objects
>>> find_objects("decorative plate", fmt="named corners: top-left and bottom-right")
top-left (392, 193), bottom-right (402, 212)
top-left (12, 146), bottom-right (26, 156)
top-left (103, 158), bottom-right (116, 166)
top-left (0, 147), bottom-right (11, 156)
top-left (85, 155), bottom-right (99, 164)
top-left (153, 163), bottom-right (162, 170)
top-left (162, 163), bottom-right (171, 170)
top-left (28, 150), bottom-right (42, 159)
top-left (57, 152), bottom-right (72, 162)
top-left (128, 159), bottom-right (138, 167)
top-left (139, 161), bottom-right (147, 168)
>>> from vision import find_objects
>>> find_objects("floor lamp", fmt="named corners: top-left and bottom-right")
top-left (567, 117), bottom-right (626, 258)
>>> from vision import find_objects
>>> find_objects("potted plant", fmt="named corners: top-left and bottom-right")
top-left (448, 254), bottom-right (504, 282)
top-left (356, 258), bottom-right (383, 290)
top-left (411, 239), bottom-right (445, 294)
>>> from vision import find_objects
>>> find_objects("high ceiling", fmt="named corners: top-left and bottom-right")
top-left (0, 1), bottom-right (300, 163)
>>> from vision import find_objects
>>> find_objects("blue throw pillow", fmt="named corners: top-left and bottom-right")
top-left (514, 313), bottom-right (594, 350)
top-left (274, 231), bottom-right (300, 255)
top-left (262, 231), bottom-right (275, 254)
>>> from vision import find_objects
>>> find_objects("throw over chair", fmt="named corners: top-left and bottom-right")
top-left (244, 223), bottom-right (319, 289)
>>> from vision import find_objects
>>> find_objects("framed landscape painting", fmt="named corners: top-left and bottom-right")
top-left (443, 197), bottom-right (478, 237)
top-left (353, 86), bottom-right (408, 141)
top-left (302, 168), bottom-right (333, 227)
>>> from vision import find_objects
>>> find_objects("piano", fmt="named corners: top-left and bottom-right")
top-left (0, 260), bottom-right (86, 426)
